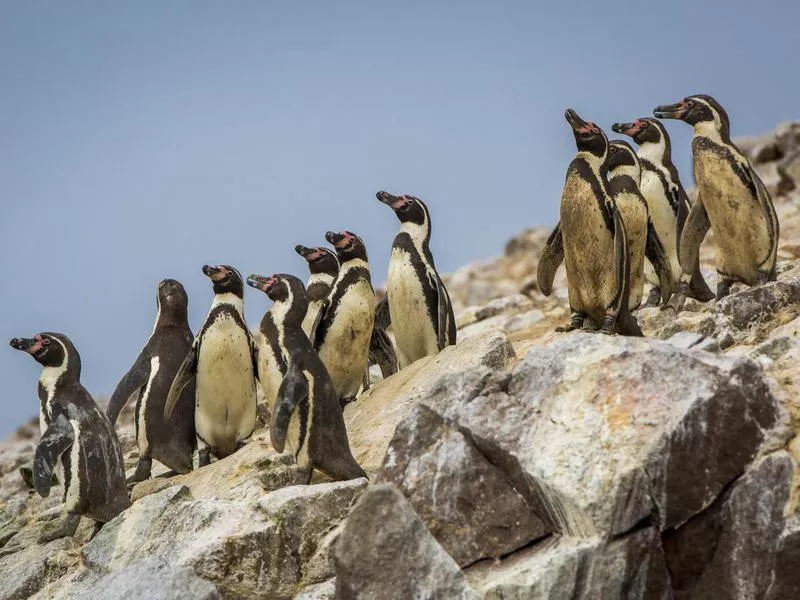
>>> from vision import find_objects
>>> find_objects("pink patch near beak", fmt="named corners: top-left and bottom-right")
top-left (26, 339), bottom-right (45, 355)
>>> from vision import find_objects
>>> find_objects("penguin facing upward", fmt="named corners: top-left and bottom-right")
top-left (606, 140), bottom-right (675, 309)
top-left (539, 109), bottom-right (642, 335)
top-left (107, 279), bottom-right (196, 483)
top-left (312, 231), bottom-right (375, 406)
top-left (294, 245), bottom-right (339, 337)
top-left (165, 265), bottom-right (258, 465)
top-left (654, 95), bottom-right (779, 310)
top-left (376, 191), bottom-right (456, 368)
top-left (611, 118), bottom-right (713, 305)
top-left (247, 273), bottom-right (367, 483)
top-left (10, 333), bottom-right (130, 542)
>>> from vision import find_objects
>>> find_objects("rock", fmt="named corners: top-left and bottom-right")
top-left (0, 537), bottom-right (80, 600)
top-left (474, 294), bottom-right (534, 321)
top-left (663, 452), bottom-right (795, 599)
top-left (378, 404), bottom-right (549, 567)
top-left (294, 579), bottom-right (336, 599)
top-left (83, 479), bottom-right (366, 600)
top-left (765, 519), bottom-right (800, 600)
top-left (422, 333), bottom-right (786, 537)
top-left (718, 277), bottom-right (800, 330)
top-left (333, 484), bottom-right (479, 600)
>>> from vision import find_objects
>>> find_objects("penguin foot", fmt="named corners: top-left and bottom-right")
top-left (557, 312), bottom-right (586, 332)
top-left (339, 396), bottom-right (356, 409)
top-left (716, 277), bottom-right (733, 300)
top-left (256, 403), bottom-right (271, 427)
top-left (644, 287), bottom-right (662, 308)
top-left (38, 513), bottom-right (80, 544)
top-left (87, 521), bottom-right (104, 542)
top-left (198, 448), bottom-right (211, 468)
top-left (664, 282), bottom-right (689, 313)
top-left (293, 466), bottom-right (313, 485)
top-left (127, 457), bottom-right (152, 485)
top-left (600, 315), bottom-right (617, 335)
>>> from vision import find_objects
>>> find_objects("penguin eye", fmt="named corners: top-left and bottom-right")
top-left (685, 100), bottom-right (695, 108)
top-left (42, 338), bottom-right (51, 346)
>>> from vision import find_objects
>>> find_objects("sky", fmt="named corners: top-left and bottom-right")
top-left (1, 1), bottom-right (798, 437)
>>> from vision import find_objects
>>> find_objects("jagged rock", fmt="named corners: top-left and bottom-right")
top-left (663, 451), bottom-right (795, 600)
top-left (465, 527), bottom-right (670, 599)
top-left (420, 333), bottom-right (787, 537)
top-left (765, 518), bottom-right (800, 600)
top-left (294, 579), bottom-right (336, 599)
top-left (333, 484), bottom-right (479, 600)
top-left (378, 403), bottom-right (549, 566)
top-left (83, 479), bottom-right (366, 600)
top-left (0, 537), bottom-right (80, 600)
top-left (718, 277), bottom-right (800, 330)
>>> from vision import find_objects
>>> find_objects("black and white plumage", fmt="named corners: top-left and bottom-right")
top-left (538, 109), bottom-right (642, 336)
top-left (611, 118), bottom-right (713, 306)
top-left (10, 333), bottom-right (130, 542)
top-left (312, 231), bottom-right (375, 405)
top-left (165, 265), bottom-right (258, 465)
top-left (247, 273), bottom-right (366, 483)
top-left (294, 245), bottom-right (339, 337)
top-left (107, 279), bottom-right (196, 483)
top-left (376, 191), bottom-right (456, 369)
top-left (654, 94), bottom-right (779, 311)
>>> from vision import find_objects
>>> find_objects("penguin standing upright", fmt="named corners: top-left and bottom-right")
top-left (606, 140), bottom-right (675, 309)
top-left (107, 279), bottom-right (196, 482)
top-left (611, 118), bottom-right (713, 305)
top-left (539, 109), bottom-right (641, 335)
top-left (312, 231), bottom-right (375, 406)
top-left (376, 191), bottom-right (456, 368)
top-left (165, 265), bottom-right (258, 465)
top-left (247, 273), bottom-right (367, 483)
top-left (653, 95), bottom-right (779, 310)
top-left (294, 245), bottom-right (339, 337)
top-left (10, 333), bottom-right (130, 542)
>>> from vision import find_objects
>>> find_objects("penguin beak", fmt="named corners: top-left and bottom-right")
top-left (326, 231), bottom-right (350, 248)
top-left (611, 122), bottom-right (636, 136)
top-left (653, 101), bottom-right (684, 120)
top-left (246, 274), bottom-right (274, 294)
top-left (202, 265), bottom-right (226, 282)
top-left (10, 336), bottom-right (45, 356)
top-left (565, 109), bottom-right (598, 135)
top-left (294, 245), bottom-right (315, 260)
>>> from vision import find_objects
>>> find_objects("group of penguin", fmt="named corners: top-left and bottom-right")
top-left (537, 94), bottom-right (779, 335)
top-left (9, 191), bottom-right (456, 543)
top-left (7, 93), bottom-right (782, 546)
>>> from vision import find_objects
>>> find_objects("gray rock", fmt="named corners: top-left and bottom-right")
top-left (378, 404), bottom-right (549, 566)
top-left (664, 452), bottom-right (795, 599)
top-left (474, 294), bottom-right (534, 321)
top-left (765, 519), bottom-right (800, 600)
top-left (333, 484), bottom-right (479, 600)
top-left (294, 579), bottom-right (336, 599)
top-left (718, 277), bottom-right (800, 329)
top-left (0, 537), bottom-right (79, 600)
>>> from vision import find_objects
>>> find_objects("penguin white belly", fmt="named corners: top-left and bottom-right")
top-left (136, 356), bottom-right (160, 457)
top-left (301, 300), bottom-right (323, 338)
top-left (257, 340), bottom-right (285, 416)
top-left (195, 316), bottom-right (257, 455)
top-left (286, 371), bottom-right (314, 471)
top-left (561, 178), bottom-right (617, 321)
top-left (640, 171), bottom-right (681, 283)
top-left (387, 249), bottom-right (438, 368)
top-left (696, 153), bottom-right (770, 283)
top-left (318, 282), bottom-right (374, 399)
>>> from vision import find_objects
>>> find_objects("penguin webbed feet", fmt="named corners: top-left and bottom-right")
top-left (663, 281), bottom-right (689, 313)
top-left (716, 276), bottom-right (734, 300)
top-left (644, 287), bottom-right (662, 308)
top-left (600, 315), bottom-right (618, 336)
top-left (37, 513), bottom-right (80, 544)
top-left (126, 457), bottom-right (152, 485)
top-left (556, 312), bottom-right (585, 333)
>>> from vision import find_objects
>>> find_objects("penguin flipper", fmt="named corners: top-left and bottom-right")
top-left (250, 336), bottom-right (260, 383)
top-left (610, 204), bottom-right (643, 337)
top-left (645, 218), bottom-right (676, 304)
top-left (107, 351), bottom-right (150, 424)
top-left (34, 414), bottom-right (74, 498)
top-left (374, 294), bottom-right (391, 330)
top-left (750, 167), bottom-right (780, 277)
top-left (271, 363), bottom-right (309, 454)
top-left (677, 197), bottom-right (711, 278)
top-left (310, 299), bottom-right (329, 349)
top-left (164, 342), bottom-right (198, 421)
top-left (427, 273), bottom-right (449, 351)
top-left (370, 327), bottom-right (398, 378)
top-left (537, 222), bottom-right (564, 297)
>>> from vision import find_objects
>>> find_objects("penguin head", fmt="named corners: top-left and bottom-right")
top-left (294, 245), bottom-right (339, 277)
top-left (376, 191), bottom-right (430, 228)
top-left (202, 264), bottom-right (244, 297)
top-left (607, 140), bottom-right (642, 183)
top-left (157, 279), bottom-right (189, 318)
top-left (10, 332), bottom-right (80, 373)
top-left (653, 95), bottom-right (731, 139)
top-left (325, 231), bottom-right (368, 263)
top-left (611, 118), bottom-right (664, 147)
top-left (565, 109), bottom-right (607, 158)
top-left (247, 273), bottom-right (308, 325)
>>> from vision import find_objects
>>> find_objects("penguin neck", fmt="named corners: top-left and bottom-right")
top-left (283, 322), bottom-right (314, 358)
top-left (399, 221), bottom-right (431, 255)
top-left (153, 302), bottom-right (188, 333)
top-left (609, 165), bottom-right (641, 186)
top-left (306, 272), bottom-right (335, 293)
top-left (211, 292), bottom-right (244, 316)
top-left (693, 121), bottom-right (727, 145)
top-left (39, 356), bottom-right (73, 419)
top-left (637, 140), bottom-right (668, 166)
top-left (338, 257), bottom-right (370, 276)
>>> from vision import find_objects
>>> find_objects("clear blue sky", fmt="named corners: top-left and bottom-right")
top-left (2, 1), bottom-right (797, 436)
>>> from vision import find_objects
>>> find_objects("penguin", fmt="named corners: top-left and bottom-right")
top-left (539, 109), bottom-right (642, 335)
top-left (9, 333), bottom-right (130, 542)
top-left (294, 245), bottom-right (339, 337)
top-left (165, 265), bottom-right (258, 465)
top-left (247, 273), bottom-right (367, 483)
top-left (606, 139), bottom-right (676, 309)
top-left (611, 118), bottom-right (714, 306)
top-left (653, 95), bottom-right (780, 310)
top-left (367, 294), bottom-right (398, 380)
top-left (312, 231), bottom-right (375, 406)
top-left (106, 279), bottom-right (196, 483)
top-left (375, 191), bottom-right (456, 368)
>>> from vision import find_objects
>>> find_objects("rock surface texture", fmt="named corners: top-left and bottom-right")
top-left (1, 123), bottom-right (800, 598)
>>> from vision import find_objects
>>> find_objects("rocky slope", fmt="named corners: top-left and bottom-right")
top-left (1, 122), bottom-right (799, 599)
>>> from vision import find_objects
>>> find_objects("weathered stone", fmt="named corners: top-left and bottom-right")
top-left (333, 484), bottom-right (479, 600)
top-left (378, 404), bottom-right (549, 566)
top-left (0, 537), bottom-right (79, 600)
top-left (718, 277), bottom-right (800, 329)
top-left (474, 294), bottom-right (534, 321)
top-left (664, 452), bottom-right (795, 599)
top-left (294, 579), bottom-right (336, 599)
top-left (84, 479), bottom-right (366, 600)
top-left (765, 519), bottom-right (800, 600)
top-left (422, 333), bottom-right (786, 537)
